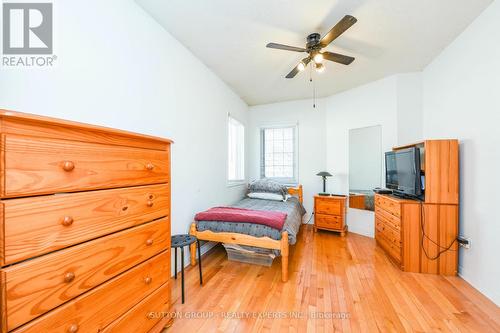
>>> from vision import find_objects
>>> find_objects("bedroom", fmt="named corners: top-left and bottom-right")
top-left (0, 0), bottom-right (499, 332)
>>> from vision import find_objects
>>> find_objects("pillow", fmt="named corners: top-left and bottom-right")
top-left (247, 192), bottom-right (285, 201)
top-left (248, 179), bottom-right (287, 199)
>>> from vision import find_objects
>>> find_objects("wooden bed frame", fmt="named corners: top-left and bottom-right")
top-left (189, 185), bottom-right (303, 282)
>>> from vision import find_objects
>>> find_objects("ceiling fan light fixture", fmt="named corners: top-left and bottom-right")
top-left (315, 62), bottom-right (325, 73)
top-left (297, 61), bottom-right (306, 71)
top-left (313, 53), bottom-right (324, 63)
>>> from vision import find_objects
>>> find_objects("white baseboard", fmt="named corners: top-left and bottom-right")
top-left (199, 241), bottom-right (219, 256)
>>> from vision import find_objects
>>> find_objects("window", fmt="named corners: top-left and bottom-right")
top-left (227, 115), bottom-right (245, 183)
top-left (260, 125), bottom-right (298, 184)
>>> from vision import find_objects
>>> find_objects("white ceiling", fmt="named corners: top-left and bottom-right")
top-left (136, 0), bottom-right (492, 106)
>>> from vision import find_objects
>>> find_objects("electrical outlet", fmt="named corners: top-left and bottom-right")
top-left (458, 236), bottom-right (470, 249)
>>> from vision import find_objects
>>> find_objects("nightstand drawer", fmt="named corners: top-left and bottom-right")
top-left (315, 213), bottom-right (343, 230)
top-left (315, 199), bottom-right (341, 215)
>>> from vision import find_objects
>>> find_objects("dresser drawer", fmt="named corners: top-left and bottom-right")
top-left (315, 213), bottom-right (343, 230)
top-left (103, 282), bottom-right (170, 333)
top-left (375, 220), bottom-right (401, 263)
top-left (376, 230), bottom-right (401, 264)
top-left (2, 184), bottom-right (169, 265)
top-left (375, 207), bottom-right (401, 232)
top-left (375, 218), bottom-right (401, 244)
top-left (2, 135), bottom-right (169, 198)
top-left (315, 199), bottom-right (342, 215)
top-left (375, 195), bottom-right (401, 217)
top-left (3, 218), bottom-right (169, 331)
top-left (12, 251), bottom-right (170, 333)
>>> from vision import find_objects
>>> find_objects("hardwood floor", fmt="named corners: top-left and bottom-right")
top-left (168, 225), bottom-right (500, 332)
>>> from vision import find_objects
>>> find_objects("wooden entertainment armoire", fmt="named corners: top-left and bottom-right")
top-left (375, 139), bottom-right (459, 275)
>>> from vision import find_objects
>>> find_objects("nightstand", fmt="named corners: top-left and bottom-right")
top-left (314, 195), bottom-right (347, 236)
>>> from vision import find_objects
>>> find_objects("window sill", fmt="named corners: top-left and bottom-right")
top-left (227, 180), bottom-right (247, 188)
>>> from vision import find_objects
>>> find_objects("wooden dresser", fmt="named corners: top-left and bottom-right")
top-left (375, 194), bottom-right (421, 270)
top-left (375, 139), bottom-right (459, 275)
top-left (0, 110), bottom-right (172, 332)
top-left (314, 195), bottom-right (347, 236)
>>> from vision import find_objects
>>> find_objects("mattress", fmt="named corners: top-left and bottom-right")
top-left (195, 197), bottom-right (306, 248)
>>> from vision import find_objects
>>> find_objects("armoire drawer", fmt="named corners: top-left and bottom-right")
top-left (375, 195), bottom-right (401, 217)
top-left (375, 207), bottom-right (401, 231)
top-left (1, 135), bottom-right (169, 198)
top-left (2, 184), bottom-right (169, 265)
top-left (375, 218), bottom-right (401, 244)
top-left (3, 218), bottom-right (169, 331)
top-left (103, 282), bottom-right (171, 333)
top-left (375, 227), bottom-right (401, 263)
top-left (11, 251), bottom-right (170, 333)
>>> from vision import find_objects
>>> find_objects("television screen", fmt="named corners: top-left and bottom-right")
top-left (385, 152), bottom-right (398, 189)
top-left (385, 147), bottom-right (422, 198)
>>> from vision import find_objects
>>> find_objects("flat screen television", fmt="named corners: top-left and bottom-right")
top-left (385, 147), bottom-right (423, 199)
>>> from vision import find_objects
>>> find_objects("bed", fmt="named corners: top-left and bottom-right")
top-left (189, 185), bottom-right (304, 282)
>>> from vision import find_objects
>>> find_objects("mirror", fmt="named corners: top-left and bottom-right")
top-left (348, 125), bottom-right (382, 211)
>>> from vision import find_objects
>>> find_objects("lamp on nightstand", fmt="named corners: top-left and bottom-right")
top-left (316, 171), bottom-right (332, 196)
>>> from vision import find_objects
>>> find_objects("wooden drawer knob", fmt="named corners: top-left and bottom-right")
top-left (62, 161), bottom-right (75, 172)
top-left (61, 216), bottom-right (74, 226)
top-left (144, 276), bottom-right (152, 284)
top-left (147, 200), bottom-right (154, 207)
top-left (68, 324), bottom-right (79, 333)
top-left (64, 272), bottom-right (76, 283)
top-left (146, 239), bottom-right (153, 246)
top-left (146, 163), bottom-right (154, 171)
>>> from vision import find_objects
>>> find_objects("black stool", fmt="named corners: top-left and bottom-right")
top-left (171, 234), bottom-right (202, 304)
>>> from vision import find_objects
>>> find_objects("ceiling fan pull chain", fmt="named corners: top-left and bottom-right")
top-left (313, 80), bottom-right (316, 109)
top-left (309, 60), bottom-right (312, 83)
top-left (310, 63), bottom-right (316, 109)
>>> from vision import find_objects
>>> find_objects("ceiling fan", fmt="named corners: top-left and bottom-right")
top-left (266, 15), bottom-right (358, 78)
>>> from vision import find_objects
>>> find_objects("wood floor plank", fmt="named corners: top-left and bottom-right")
top-left (167, 225), bottom-right (500, 333)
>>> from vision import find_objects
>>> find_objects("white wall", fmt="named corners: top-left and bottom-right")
top-left (0, 0), bottom-right (249, 271)
top-left (397, 73), bottom-right (423, 144)
top-left (422, 0), bottom-right (500, 305)
top-left (248, 99), bottom-right (327, 220)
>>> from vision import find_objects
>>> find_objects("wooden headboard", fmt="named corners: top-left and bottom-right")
top-left (287, 185), bottom-right (303, 204)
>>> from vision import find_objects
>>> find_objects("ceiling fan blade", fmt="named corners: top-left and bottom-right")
top-left (319, 15), bottom-right (357, 48)
top-left (286, 57), bottom-right (311, 79)
top-left (322, 51), bottom-right (355, 65)
top-left (266, 43), bottom-right (307, 52)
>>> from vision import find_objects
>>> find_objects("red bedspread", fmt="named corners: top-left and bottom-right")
top-left (194, 207), bottom-right (287, 231)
